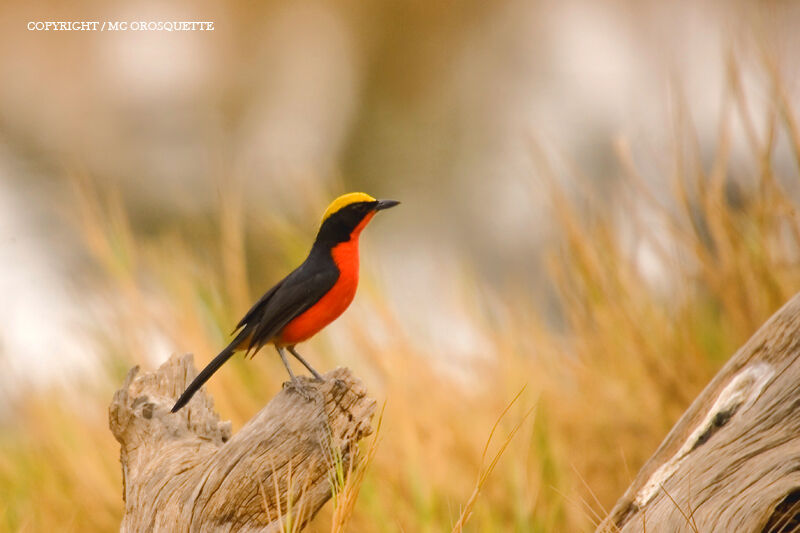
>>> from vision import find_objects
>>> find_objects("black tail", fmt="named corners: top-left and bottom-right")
top-left (171, 335), bottom-right (244, 413)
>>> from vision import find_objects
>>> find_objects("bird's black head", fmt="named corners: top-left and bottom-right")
top-left (314, 193), bottom-right (399, 246)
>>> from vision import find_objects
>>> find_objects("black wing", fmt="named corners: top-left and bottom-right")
top-left (171, 255), bottom-right (338, 412)
top-left (235, 257), bottom-right (339, 353)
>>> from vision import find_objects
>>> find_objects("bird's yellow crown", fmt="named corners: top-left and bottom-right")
top-left (321, 192), bottom-right (376, 223)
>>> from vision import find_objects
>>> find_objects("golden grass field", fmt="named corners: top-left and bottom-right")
top-left (2, 58), bottom-right (800, 532)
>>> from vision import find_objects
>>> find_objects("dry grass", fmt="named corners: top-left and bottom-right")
top-left (451, 387), bottom-right (535, 532)
top-left (329, 403), bottom-right (385, 532)
top-left (2, 56), bottom-right (800, 533)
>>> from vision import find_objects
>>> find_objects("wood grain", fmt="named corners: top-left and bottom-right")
top-left (109, 354), bottom-right (375, 532)
top-left (599, 293), bottom-right (800, 532)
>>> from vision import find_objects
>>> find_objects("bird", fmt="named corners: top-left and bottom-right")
top-left (171, 192), bottom-right (399, 412)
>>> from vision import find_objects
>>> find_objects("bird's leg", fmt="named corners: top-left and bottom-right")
top-left (288, 345), bottom-right (324, 381)
top-left (276, 346), bottom-right (298, 383)
top-left (276, 346), bottom-right (316, 401)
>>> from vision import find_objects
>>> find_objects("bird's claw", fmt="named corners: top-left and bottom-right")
top-left (283, 378), bottom-right (319, 402)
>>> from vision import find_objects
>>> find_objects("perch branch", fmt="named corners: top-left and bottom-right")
top-left (109, 354), bottom-right (375, 532)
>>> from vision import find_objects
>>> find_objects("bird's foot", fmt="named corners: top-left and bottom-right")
top-left (283, 378), bottom-right (320, 402)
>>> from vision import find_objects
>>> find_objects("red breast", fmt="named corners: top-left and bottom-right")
top-left (275, 212), bottom-right (375, 345)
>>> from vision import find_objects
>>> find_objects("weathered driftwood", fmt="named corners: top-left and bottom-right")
top-left (109, 353), bottom-right (375, 532)
top-left (599, 293), bottom-right (800, 532)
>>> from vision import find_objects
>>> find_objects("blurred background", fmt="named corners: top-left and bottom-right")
top-left (2, 0), bottom-right (800, 531)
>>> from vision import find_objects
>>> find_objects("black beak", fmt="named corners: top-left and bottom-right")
top-left (375, 199), bottom-right (400, 211)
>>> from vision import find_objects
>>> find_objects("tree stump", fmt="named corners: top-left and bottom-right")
top-left (599, 293), bottom-right (800, 532)
top-left (109, 354), bottom-right (375, 532)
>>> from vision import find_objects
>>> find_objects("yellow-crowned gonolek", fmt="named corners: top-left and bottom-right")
top-left (171, 192), bottom-right (399, 412)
